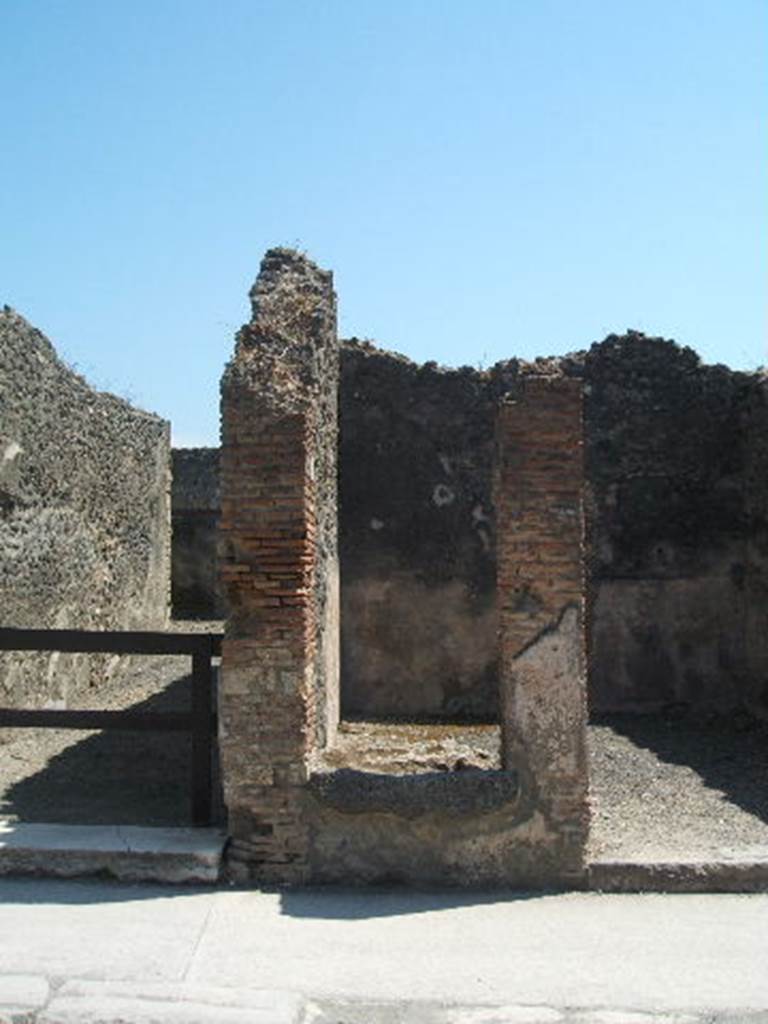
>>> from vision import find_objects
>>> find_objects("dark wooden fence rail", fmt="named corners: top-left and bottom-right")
top-left (0, 628), bottom-right (224, 826)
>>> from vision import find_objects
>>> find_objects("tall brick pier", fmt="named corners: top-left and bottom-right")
top-left (495, 377), bottom-right (590, 880)
top-left (218, 249), bottom-right (339, 883)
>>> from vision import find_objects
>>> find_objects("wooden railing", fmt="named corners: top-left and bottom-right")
top-left (0, 628), bottom-right (223, 826)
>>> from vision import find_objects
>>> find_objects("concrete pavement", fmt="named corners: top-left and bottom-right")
top-left (1, 878), bottom-right (767, 1022)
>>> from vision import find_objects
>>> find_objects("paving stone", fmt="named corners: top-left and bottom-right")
top-left (41, 980), bottom-right (302, 1024)
top-left (0, 823), bottom-right (226, 884)
top-left (434, 1007), bottom-right (564, 1024)
top-left (0, 974), bottom-right (50, 1016)
top-left (573, 1012), bottom-right (699, 1024)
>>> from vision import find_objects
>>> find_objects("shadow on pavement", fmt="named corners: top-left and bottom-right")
top-left (279, 886), bottom-right (552, 919)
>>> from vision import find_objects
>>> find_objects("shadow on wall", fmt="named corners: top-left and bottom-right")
top-left (0, 674), bottom-right (224, 828)
top-left (594, 710), bottom-right (768, 826)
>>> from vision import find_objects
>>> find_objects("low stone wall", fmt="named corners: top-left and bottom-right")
top-left (0, 308), bottom-right (170, 711)
top-left (303, 768), bottom-right (536, 886)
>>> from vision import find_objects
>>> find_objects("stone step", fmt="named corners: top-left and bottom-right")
top-left (0, 821), bottom-right (225, 883)
top-left (589, 853), bottom-right (768, 893)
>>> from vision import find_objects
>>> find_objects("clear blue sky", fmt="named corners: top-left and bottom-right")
top-left (2, 1), bottom-right (765, 446)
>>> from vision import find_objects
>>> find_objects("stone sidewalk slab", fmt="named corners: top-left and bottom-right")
top-left (0, 822), bottom-right (225, 883)
top-left (39, 981), bottom-right (302, 1024)
top-left (589, 856), bottom-right (768, 893)
top-left (306, 1006), bottom-right (768, 1024)
top-left (0, 974), bottom-right (49, 1018)
top-left (2, 882), bottom-right (768, 1020)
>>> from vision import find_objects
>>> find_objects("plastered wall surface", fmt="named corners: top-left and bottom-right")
top-left (0, 308), bottom-right (170, 710)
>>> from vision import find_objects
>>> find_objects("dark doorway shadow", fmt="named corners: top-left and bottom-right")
top-left (592, 709), bottom-right (768, 826)
top-left (0, 673), bottom-right (223, 827)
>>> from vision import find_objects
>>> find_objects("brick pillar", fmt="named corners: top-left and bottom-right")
top-left (495, 376), bottom-right (589, 878)
top-left (218, 249), bottom-right (338, 883)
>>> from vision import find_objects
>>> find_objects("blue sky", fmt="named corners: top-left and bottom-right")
top-left (2, 1), bottom-right (765, 446)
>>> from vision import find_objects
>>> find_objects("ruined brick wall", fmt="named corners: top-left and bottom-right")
top-left (495, 378), bottom-right (589, 879)
top-left (171, 447), bottom-right (224, 618)
top-left (296, 374), bottom-right (589, 888)
top-left (184, 328), bottom-right (768, 720)
top-left (341, 334), bottom-right (768, 719)
top-left (219, 250), bottom-right (338, 882)
top-left (0, 308), bottom-right (170, 709)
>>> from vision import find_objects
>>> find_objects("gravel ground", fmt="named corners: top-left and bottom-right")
top-left (2, 640), bottom-right (768, 862)
top-left (587, 711), bottom-right (768, 861)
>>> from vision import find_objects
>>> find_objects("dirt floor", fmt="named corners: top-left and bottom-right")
top-left (587, 711), bottom-right (768, 861)
top-left (1, 635), bottom-right (768, 862)
top-left (0, 621), bottom-right (225, 827)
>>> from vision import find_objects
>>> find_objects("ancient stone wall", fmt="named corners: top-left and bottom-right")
top-left (296, 377), bottom-right (589, 888)
top-left (184, 328), bottom-right (768, 720)
top-left (217, 250), bottom-right (599, 886)
top-left (339, 342), bottom-right (497, 718)
top-left (580, 334), bottom-right (766, 716)
top-left (0, 308), bottom-right (170, 710)
top-left (743, 377), bottom-right (768, 714)
top-left (219, 249), bottom-right (339, 882)
top-left (341, 334), bottom-right (768, 720)
top-left (171, 447), bottom-right (224, 618)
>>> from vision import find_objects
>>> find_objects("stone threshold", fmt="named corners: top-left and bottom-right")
top-left (589, 854), bottom-right (768, 893)
top-left (3, 823), bottom-right (767, 892)
top-left (0, 821), bottom-right (226, 883)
